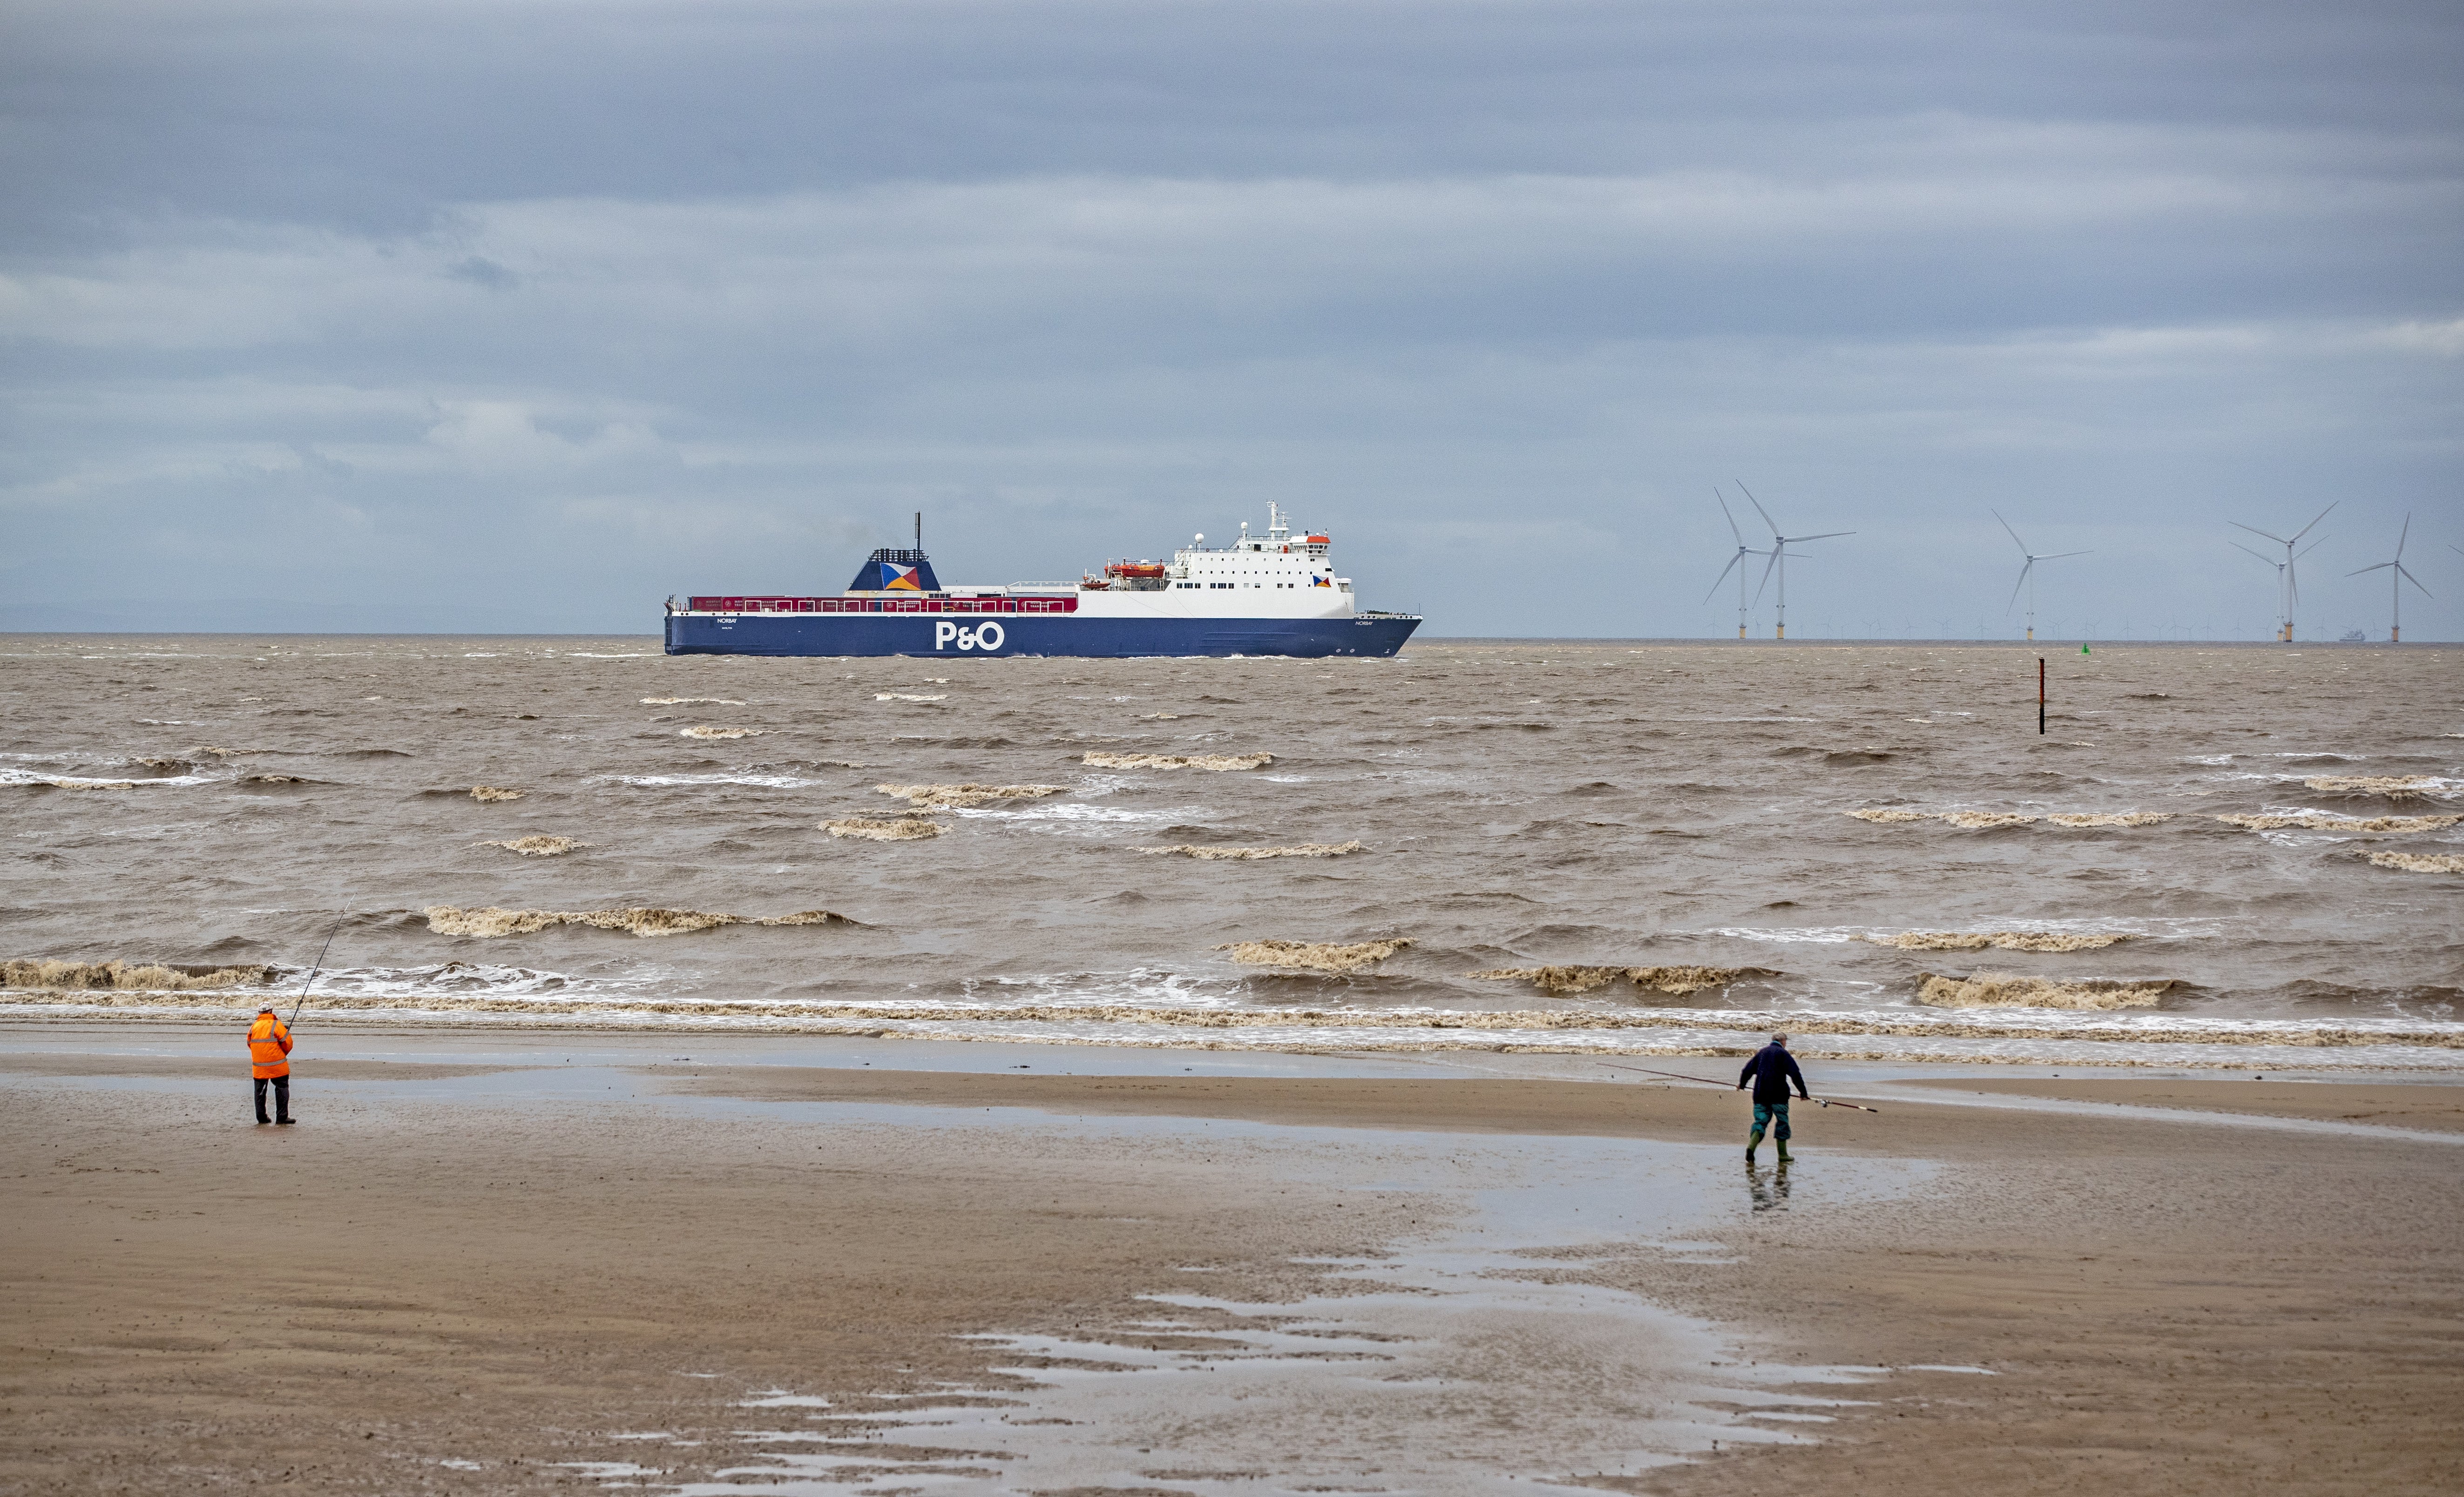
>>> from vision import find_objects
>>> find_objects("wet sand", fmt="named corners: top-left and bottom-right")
top-left (3, 1034), bottom-right (2459, 1493)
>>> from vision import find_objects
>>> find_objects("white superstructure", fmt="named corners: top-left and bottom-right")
top-left (951, 505), bottom-right (1360, 620)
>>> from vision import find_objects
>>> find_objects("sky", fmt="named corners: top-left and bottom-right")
top-left (4, 0), bottom-right (2459, 639)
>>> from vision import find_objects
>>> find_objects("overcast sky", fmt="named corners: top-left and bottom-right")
top-left (5, 0), bottom-right (2459, 638)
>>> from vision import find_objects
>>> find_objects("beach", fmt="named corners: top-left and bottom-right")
top-left (4, 1027), bottom-right (2458, 1494)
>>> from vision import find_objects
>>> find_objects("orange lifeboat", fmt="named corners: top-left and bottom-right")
top-left (1105, 560), bottom-right (1168, 580)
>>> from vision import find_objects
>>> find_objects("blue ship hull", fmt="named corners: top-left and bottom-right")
top-left (664, 612), bottom-right (1419, 659)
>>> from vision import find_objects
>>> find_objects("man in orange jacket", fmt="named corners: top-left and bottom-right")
top-left (248, 1005), bottom-right (295, 1125)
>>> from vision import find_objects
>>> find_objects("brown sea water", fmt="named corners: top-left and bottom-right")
top-left (5, 636), bottom-right (2459, 1068)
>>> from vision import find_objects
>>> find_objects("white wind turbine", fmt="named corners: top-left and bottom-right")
top-left (1994, 511), bottom-right (2089, 643)
top-left (2230, 503), bottom-right (2334, 642)
top-left (1739, 482), bottom-right (1852, 640)
top-left (1703, 488), bottom-right (1772, 640)
top-left (2347, 514), bottom-right (2432, 643)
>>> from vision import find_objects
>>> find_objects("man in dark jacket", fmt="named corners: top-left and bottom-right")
top-left (1737, 1032), bottom-right (1808, 1163)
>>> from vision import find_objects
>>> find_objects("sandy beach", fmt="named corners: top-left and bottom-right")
top-left (3, 1026), bottom-right (2458, 1495)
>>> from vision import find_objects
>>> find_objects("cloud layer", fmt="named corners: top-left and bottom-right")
top-left (5, 0), bottom-right (2459, 636)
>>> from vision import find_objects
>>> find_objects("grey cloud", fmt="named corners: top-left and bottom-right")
top-left (2, 0), bottom-right (2459, 636)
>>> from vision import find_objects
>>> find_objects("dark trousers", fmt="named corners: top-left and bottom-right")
top-left (254, 1075), bottom-right (291, 1123)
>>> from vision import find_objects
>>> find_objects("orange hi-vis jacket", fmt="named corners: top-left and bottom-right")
top-left (248, 1011), bottom-right (293, 1079)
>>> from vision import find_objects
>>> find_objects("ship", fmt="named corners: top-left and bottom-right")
top-left (663, 505), bottom-right (1421, 659)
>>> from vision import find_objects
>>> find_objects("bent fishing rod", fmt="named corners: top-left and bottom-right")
top-left (287, 910), bottom-right (350, 1027)
top-left (1598, 1061), bottom-right (1882, 1113)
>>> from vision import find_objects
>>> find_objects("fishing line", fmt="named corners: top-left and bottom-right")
top-left (1598, 1060), bottom-right (1882, 1113)
top-left (288, 910), bottom-right (350, 1027)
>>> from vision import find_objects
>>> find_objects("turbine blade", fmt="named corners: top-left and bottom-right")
top-left (2036, 550), bottom-right (2091, 561)
top-left (1993, 509), bottom-right (2028, 555)
top-left (2295, 536), bottom-right (2328, 561)
top-left (1704, 551), bottom-right (1743, 603)
top-left (2396, 512), bottom-right (2410, 560)
top-left (2347, 562), bottom-right (2393, 577)
top-left (2289, 500), bottom-right (2337, 544)
top-left (2230, 520), bottom-right (2292, 545)
top-left (1751, 546), bottom-right (1781, 606)
top-left (1715, 491), bottom-right (1744, 548)
top-left (2398, 565), bottom-right (2433, 599)
top-left (2229, 542), bottom-right (2275, 566)
top-left (1736, 481), bottom-right (1781, 541)
top-left (2008, 559), bottom-right (2033, 611)
top-left (1792, 530), bottom-right (1854, 542)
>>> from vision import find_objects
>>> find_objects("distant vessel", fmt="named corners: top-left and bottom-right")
top-left (664, 505), bottom-right (1421, 659)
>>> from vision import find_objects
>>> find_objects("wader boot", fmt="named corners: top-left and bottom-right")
top-left (1775, 1139), bottom-right (1792, 1164)
top-left (1746, 1125), bottom-right (1765, 1164)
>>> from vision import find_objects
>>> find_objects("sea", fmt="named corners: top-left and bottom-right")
top-left (5, 635), bottom-right (2459, 1071)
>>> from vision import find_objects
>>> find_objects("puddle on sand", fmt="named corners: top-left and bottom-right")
top-left (592, 1130), bottom-right (1921, 1496)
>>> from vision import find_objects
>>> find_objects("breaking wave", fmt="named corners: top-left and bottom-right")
top-left (479, 836), bottom-right (583, 856)
top-left (641, 696), bottom-right (744, 705)
top-left (1916, 971), bottom-right (2176, 1011)
top-left (3, 958), bottom-right (276, 991)
top-left (1850, 809), bottom-right (2170, 829)
top-left (1217, 938), bottom-right (1410, 973)
top-left (2368, 851), bottom-right (2464, 874)
top-left (20, 992), bottom-right (2447, 1063)
top-left (822, 817), bottom-right (947, 841)
top-left (875, 693), bottom-right (947, 702)
top-left (1139, 842), bottom-right (1366, 860)
top-left (2044, 813), bottom-right (2171, 828)
top-left (2305, 775), bottom-right (2447, 796)
top-left (1467, 965), bottom-right (1778, 996)
top-left (469, 785), bottom-right (526, 802)
top-left (876, 783), bottom-right (1067, 809)
top-left (2216, 812), bottom-right (2462, 833)
top-left (1084, 752), bottom-right (1273, 771)
top-left (1861, 931), bottom-right (2131, 952)
top-left (679, 725), bottom-right (773, 739)
top-left (423, 905), bottom-right (855, 937)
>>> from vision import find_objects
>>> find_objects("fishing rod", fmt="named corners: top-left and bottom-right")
top-left (287, 910), bottom-right (350, 1027)
top-left (1598, 1061), bottom-right (1882, 1113)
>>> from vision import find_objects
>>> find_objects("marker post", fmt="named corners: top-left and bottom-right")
top-left (2038, 656), bottom-right (2046, 735)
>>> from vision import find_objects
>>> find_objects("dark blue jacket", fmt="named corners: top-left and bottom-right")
top-left (1738, 1044), bottom-right (1807, 1105)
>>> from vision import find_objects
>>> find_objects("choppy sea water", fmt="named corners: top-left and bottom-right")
top-left (4, 635), bottom-right (2458, 1068)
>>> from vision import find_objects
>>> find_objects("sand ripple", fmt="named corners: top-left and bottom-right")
top-left (424, 906), bottom-right (853, 937)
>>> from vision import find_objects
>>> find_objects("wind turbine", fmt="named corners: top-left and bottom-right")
top-left (1994, 511), bottom-right (2089, 643)
top-left (2347, 514), bottom-right (2431, 643)
top-left (1738, 482), bottom-right (1851, 640)
top-left (2230, 503), bottom-right (2334, 642)
top-left (1703, 488), bottom-right (1772, 640)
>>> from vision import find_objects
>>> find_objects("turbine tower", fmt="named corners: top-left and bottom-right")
top-left (1994, 511), bottom-right (2089, 643)
top-left (2230, 503), bottom-right (2334, 642)
top-left (2347, 514), bottom-right (2431, 643)
top-left (1738, 482), bottom-right (1851, 641)
top-left (1703, 488), bottom-right (1772, 640)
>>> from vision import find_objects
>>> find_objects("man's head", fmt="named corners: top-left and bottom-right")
top-left (258, 1005), bottom-right (276, 1016)
top-left (1771, 1032), bottom-right (1788, 1047)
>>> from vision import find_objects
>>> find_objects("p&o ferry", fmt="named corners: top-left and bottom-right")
top-left (664, 506), bottom-right (1420, 658)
